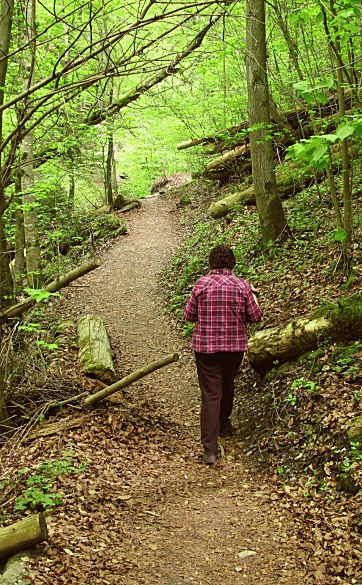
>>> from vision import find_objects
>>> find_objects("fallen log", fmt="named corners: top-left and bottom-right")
top-left (248, 294), bottom-right (362, 374)
top-left (0, 258), bottom-right (101, 320)
top-left (84, 352), bottom-right (179, 406)
top-left (206, 145), bottom-right (248, 171)
top-left (78, 314), bottom-right (116, 383)
top-left (209, 161), bottom-right (323, 218)
top-left (0, 514), bottom-right (48, 561)
top-left (176, 93), bottom-right (352, 152)
top-left (28, 414), bottom-right (91, 440)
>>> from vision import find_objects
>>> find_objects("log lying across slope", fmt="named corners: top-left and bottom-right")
top-left (177, 94), bottom-right (352, 153)
top-left (84, 353), bottom-right (179, 406)
top-left (0, 258), bottom-right (101, 320)
top-left (208, 161), bottom-right (320, 218)
top-left (248, 294), bottom-right (362, 374)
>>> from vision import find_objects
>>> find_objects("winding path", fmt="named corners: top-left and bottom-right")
top-left (45, 196), bottom-right (309, 584)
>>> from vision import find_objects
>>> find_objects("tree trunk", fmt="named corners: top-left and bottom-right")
top-left (14, 177), bottom-right (26, 291)
top-left (20, 0), bottom-right (41, 288)
top-left (0, 2), bottom-right (14, 305)
top-left (272, 4), bottom-right (304, 81)
top-left (0, 513), bottom-right (48, 560)
top-left (246, 0), bottom-right (288, 244)
top-left (0, 205), bottom-right (12, 304)
top-left (248, 294), bottom-right (362, 374)
top-left (105, 129), bottom-right (114, 208)
top-left (77, 314), bottom-right (116, 383)
top-left (0, 258), bottom-right (101, 320)
top-left (0, 0), bottom-right (14, 159)
top-left (0, 367), bottom-right (8, 425)
top-left (84, 353), bottom-right (179, 407)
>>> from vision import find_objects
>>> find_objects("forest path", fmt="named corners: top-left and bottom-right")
top-left (34, 196), bottom-right (309, 584)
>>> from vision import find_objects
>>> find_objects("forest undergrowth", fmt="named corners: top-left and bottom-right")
top-left (163, 176), bottom-right (361, 583)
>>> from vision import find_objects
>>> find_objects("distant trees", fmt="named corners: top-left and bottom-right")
top-left (0, 0), bottom-right (221, 304)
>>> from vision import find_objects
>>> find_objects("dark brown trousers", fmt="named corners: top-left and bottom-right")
top-left (195, 351), bottom-right (244, 455)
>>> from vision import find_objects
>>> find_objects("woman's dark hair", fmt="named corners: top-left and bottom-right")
top-left (209, 245), bottom-right (236, 269)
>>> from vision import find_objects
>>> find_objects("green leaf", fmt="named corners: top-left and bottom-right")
top-left (336, 124), bottom-right (356, 141)
top-left (333, 229), bottom-right (347, 243)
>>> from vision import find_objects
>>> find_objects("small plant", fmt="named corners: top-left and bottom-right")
top-left (285, 392), bottom-right (297, 406)
top-left (182, 322), bottom-right (194, 337)
top-left (291, 377), bottom-right (319, 394)
top-left (36, 340), bottom-right (59, 350)
top-left (23, 288), bottom-right (61, 303)
top-left (14, 453), bottom-right (87, 513)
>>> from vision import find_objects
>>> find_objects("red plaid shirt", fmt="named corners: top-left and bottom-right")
top-left (184, 269), bottom-right (262, 353)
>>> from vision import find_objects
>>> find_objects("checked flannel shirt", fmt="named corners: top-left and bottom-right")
top-left (184, 269), bottom-right (262, 353)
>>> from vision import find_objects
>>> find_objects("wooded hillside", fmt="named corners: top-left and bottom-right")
top-left (0, 1), bottom-right (360, 584)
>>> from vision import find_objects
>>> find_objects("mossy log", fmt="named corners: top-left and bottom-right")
top-left (0, 258), bottom-right (101, 320)
top-left (84, 352), bottom-right (179, 406)
top-left (78, 315), bottom-right (116, 383)
top-left (0, 514), bottom-right (48, 561)
top-left (206, 145), bottom-right (248, 170)
top-left (209, 162), bottom-right (324, 218)
top-left (248, 294), bottom-right (362, 374)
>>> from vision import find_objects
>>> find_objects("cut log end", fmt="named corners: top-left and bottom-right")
top-left (0, 514), bottom-right (48, 561)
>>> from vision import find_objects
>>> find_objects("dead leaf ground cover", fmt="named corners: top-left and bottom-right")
top-left (0, 181), bottom-right (361, 584)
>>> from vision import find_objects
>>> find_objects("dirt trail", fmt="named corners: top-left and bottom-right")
top-left (35, 196), bottom-right (310, 584)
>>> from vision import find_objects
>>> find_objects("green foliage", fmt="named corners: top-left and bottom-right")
top-left (23, 289), bottom-right (61, 303)
top-left (286, 117), bottom-right (362, 170)
top-left (11, 454), bottom-right (87, 513)
top-left (291, 377), bottom-right (319, 394)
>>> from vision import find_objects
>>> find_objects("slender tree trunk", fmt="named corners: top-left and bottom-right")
top-left (245, 0), bottom-right (288, 244)
top-left (22, 127), bottom-right (41, 288)
top-left (321, 2), bottom-right (353, 268)
top-left (105, 126), bottom-right (114, 208)
top-left (20, 0), bottom-right (41, 288)
top-left (61, 0), bottom-right (76, 216)
top-left (14, 177), bottom-right (26, 290)
top-left (272, 3), bottom-right (304, 81)
top-left (0, 198), bottom-right (12, 304)
top-left (0, 0), bottom-right (14, 305)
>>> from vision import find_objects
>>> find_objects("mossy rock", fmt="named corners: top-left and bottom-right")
top-left (93, 214), bottom-right (127, 239)
top-left (347, 414), bottom-right (362, 442)
top-left (312, 294), bottom-right (362, 340)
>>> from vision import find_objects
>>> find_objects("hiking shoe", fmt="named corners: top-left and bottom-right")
top-left (203, 452), bottom-right (217, 465)
top-left (220, 421), bottom-right (234, 438)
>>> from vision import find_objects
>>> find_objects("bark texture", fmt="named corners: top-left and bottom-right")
top-left (248, 294), bottom-right (362, 374)
top-left (246, 0), bottom-right (287, 243)
top-left (0, 514), bottom-right (48, 560)
top-left (78, 314), bottom-right (116, 383)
